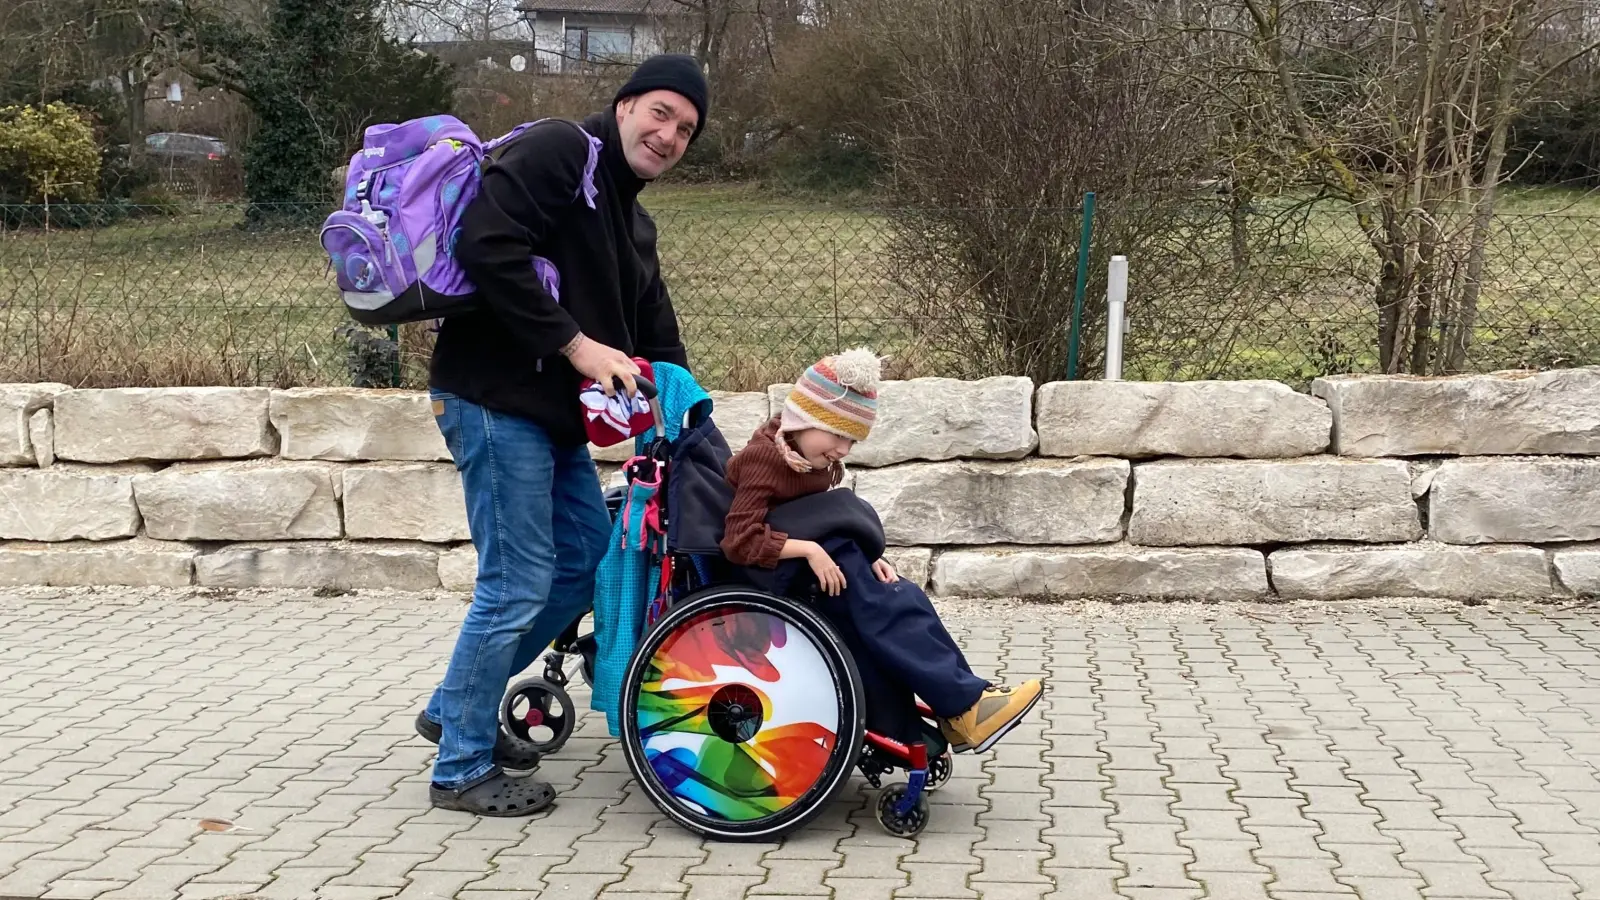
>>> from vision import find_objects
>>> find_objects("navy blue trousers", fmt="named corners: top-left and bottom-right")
top-left (802, 541), bottom-right (989, 722)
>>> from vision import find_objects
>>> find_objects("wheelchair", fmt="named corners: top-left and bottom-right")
top-left (496, 378), bottom-right (954, 841)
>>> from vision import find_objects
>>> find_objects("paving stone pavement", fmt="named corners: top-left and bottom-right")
top-left (4, 590), bottom-right (1600, 900)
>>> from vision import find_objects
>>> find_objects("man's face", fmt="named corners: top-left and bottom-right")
top-left (615, 90), bottom-right (698, 180)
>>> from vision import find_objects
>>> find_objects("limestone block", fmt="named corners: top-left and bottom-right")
top-left (1036, 380), bottom-right (1331, 459)
top-left (930, 546), bottom-right (1269, 601)
top-left (854, 459), bottom-right (1128, 546)
top-left (710, 391), bottom-right (774, 454)
top-left (0, 538), bottom-right (194, 587)
top-left (1313, 367), bottom-right (1600, 456)
top-left (768, 376), bottom-right (1037, 467)
top-left (194, 541), bottom-right (439, 590)
top-left (342, 463), bottom-right (469, 542)
top-left (1429, 458), bottom-right (1600, 544)
top-left (1, 383), bottom-right (70, 466)
top-left (29, 410), bottom-right (53, 467)
top-left (1270, 544), bottom-right (1555, 600)
top-left (1555, 546), bottom-right (1600, 596)
top-left (270, 388), bottom-right (449, 461)
top-left (134, 461), bottom-right (343, 541)
top-left (55, 387), bottom-right (276, 462)
top-left (1129, 458), bottom-right (1420, 546)
top-left (439, 544), bottom-right (478, 592)
top-left (881, 547), bottom-right (933, 590)
top-left (0, 463), bottom-right (148, 541)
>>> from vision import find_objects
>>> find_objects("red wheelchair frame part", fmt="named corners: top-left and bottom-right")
top-left (863, 731), bottom-right (930, 771)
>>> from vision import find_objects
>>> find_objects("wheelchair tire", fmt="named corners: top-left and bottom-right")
top-left (620, 585), bottom-right (866, 841)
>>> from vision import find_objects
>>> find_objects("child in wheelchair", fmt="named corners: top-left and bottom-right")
top-left (720, 348), bottom-right (1044, 755)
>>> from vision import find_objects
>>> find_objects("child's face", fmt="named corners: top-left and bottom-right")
top-left (792, 428), bottom-right (856, 468)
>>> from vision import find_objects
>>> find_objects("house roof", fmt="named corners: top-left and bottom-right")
top-left (516, 0), bottom-right (684, 15)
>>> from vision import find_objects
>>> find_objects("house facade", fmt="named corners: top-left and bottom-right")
top-left (516, 0), bottom-right (686, 73)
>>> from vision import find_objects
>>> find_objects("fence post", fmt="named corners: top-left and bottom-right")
top-left (388, 324), bottom-right (400, 387)
top-left (1105, 255), bottom-right (1127, 380)
top-left (1066, 191), bottom-right (1096, 380)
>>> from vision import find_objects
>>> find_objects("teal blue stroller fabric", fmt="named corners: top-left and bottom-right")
top-left (589, 362), bottom-right (711, 737)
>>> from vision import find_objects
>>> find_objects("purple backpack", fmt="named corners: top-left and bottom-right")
top-left (320, 115), bottom-right (601, 326)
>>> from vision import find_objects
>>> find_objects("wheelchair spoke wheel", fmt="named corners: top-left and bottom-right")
top-left (499, 676), bottom-right (576, 755)
top-left (621, 586), bottom-right (865, 841)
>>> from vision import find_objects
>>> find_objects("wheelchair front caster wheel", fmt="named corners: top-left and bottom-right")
top-left (926, 750), bottom-right (953, 791)
top-left (499, 676), bottom-right (576, 755)
top-left (876, 783), bottom-right (930, 837)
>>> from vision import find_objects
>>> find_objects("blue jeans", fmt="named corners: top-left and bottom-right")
top-left (423, 391), bottom-right (612, 788)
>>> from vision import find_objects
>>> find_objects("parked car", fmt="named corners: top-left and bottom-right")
top-left (144, 132), bottom-right (229, 162)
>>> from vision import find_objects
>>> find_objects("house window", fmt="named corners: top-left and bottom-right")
top-left (564, 26), bottom-right (633, 66)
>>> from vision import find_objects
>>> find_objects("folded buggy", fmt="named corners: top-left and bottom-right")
top-left (495, 376), bottom-right (953, 841)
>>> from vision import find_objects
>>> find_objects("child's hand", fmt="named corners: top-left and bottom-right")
top-left (806, 545), bottom-right (847, 596)
top-left (872, 559), bottom-right (897, 583)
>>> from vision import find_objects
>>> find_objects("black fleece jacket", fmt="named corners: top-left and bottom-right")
top-left (428, 109), bottom-right (689, 447)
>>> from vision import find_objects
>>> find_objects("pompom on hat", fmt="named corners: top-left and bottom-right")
top-left (779, 348), bottom-right (883, 442)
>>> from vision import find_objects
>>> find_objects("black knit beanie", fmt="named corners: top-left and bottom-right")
top-left (613, 54), bottom-right (710, 144)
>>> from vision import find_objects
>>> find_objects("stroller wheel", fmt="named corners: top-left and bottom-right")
top-left (876, 782), bottom-right (930, 837)
top-left (499, 676), bottom-right (577, 755)
top-left (926, 749), bottom-right (953, 791)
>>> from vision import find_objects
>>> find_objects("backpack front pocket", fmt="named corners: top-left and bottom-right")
top-left (321, 212), bottom-right (400, 303)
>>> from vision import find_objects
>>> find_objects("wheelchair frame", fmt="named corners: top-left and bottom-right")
top-left (497, 375), bottom-right (952, 839)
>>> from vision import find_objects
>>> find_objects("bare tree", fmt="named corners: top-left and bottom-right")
top-left (859, 0), bottom-right (1228, 383)
top-left (378, 0), bottom-right (530, 44)
top-left (1142, 0), bottom-right (1600, 373)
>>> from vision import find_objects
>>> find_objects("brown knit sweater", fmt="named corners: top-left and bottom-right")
top-left (720, 416), bottom-right (845, 568)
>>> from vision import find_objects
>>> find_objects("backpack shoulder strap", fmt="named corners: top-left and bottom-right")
top-left (482, 118), bottom-right (601, 209)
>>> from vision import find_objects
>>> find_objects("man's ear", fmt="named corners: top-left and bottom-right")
top-left (615, 96), bottom-right (635, 121)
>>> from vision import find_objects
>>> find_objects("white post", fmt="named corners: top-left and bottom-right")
top-left (1105, 255), bottom-right (1128, 380)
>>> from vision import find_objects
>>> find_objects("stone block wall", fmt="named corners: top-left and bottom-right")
top-left (2, 368), bottom-right (1598, 601)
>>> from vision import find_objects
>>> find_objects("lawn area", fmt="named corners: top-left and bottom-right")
top-left (1, 185), bottom-right (1596, 391)
top-left (1118, 188), bottom-right (1600, 384)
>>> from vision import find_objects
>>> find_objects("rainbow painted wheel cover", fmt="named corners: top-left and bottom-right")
top-left (634, 606), bottom-right (841, 822)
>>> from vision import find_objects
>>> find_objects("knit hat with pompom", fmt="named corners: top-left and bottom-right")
top-left (779, 348), bottom-right (882, 442)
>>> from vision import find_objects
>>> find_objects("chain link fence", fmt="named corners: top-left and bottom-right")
top-left (1114, 199), bottom-right (1600, 384)
top-left (2, 197), bottom-right (1597, 392)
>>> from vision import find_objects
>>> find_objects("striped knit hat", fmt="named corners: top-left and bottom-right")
top-left (779, 348), bottom-right (882, 442)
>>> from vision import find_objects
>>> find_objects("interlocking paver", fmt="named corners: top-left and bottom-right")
top-left (746, 857), bottom-right (837, 896)
top-left (1252, 825), bottom-right (1331, 859)
top-left (1259, 854), bottom-right (1356, 894)
top-left (548, 839), bottom-right (648, 875)
top-left (1407, 860), bottom-right (1517, 898)
top-left (893, 860), bottom-right (979, 898)
top-left (302, 887), bottom-right (400, 900)
top-left (1118, 852), bottom-right (1198, 889)
top-left (682, 873), bottom-right (766, 899)
top-left (1187, 837), bottom-right (1269, 873)
top-left (1192, 871), bottom-right (1277, 899)
top-left (96, 864), bottom-right (224, 900)
top-left (1325, 842), bottom-right (1415, 880)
